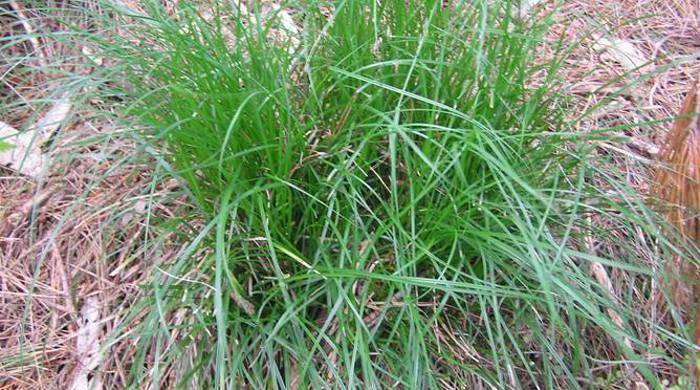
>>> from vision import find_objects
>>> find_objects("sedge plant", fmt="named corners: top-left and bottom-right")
top-left (12, 0), bottom-right (698, 388)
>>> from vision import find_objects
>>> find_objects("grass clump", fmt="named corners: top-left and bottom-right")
top-left (76, 0), bottom-right (697, 388)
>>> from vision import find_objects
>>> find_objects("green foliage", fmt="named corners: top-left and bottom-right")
top-left (82, 0), bottom-right (697, 388)
top-left (0, 140), bottom-right (13, 152)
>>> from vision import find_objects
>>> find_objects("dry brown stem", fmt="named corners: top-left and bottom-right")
top-left (653, 70), bottom-right (700, 384)
top-left (7, 0), bottom-right (46, 68)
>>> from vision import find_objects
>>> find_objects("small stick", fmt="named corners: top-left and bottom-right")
top-left (8, 0), bottom-right (47, 68)
top-left (1, 190), bottom-right (53, 236)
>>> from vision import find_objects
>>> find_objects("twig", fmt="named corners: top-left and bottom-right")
top-left (51, 243), bottom-right (77, 319)
top-left (8, 0), bottom-right (47, 68)
top-left (1, 190), bottom-right (53, 236)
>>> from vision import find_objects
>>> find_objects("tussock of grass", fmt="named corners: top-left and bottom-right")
top-left (61, 0), bottom-right (700, 387)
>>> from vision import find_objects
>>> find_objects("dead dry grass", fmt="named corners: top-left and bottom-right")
top-left (0, 120), bottom-right (186, 389)
top-left (559, 0), bottom-right (699, 155)
top-left (0, 0), bottom-right (698, 388)
top-left (550, 1), bottom-right (699, 385)
top-left (0, 4), bottom-right (178, 388)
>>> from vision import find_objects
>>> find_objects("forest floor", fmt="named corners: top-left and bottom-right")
top-left (1, 0), bottom-right (699, 388)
